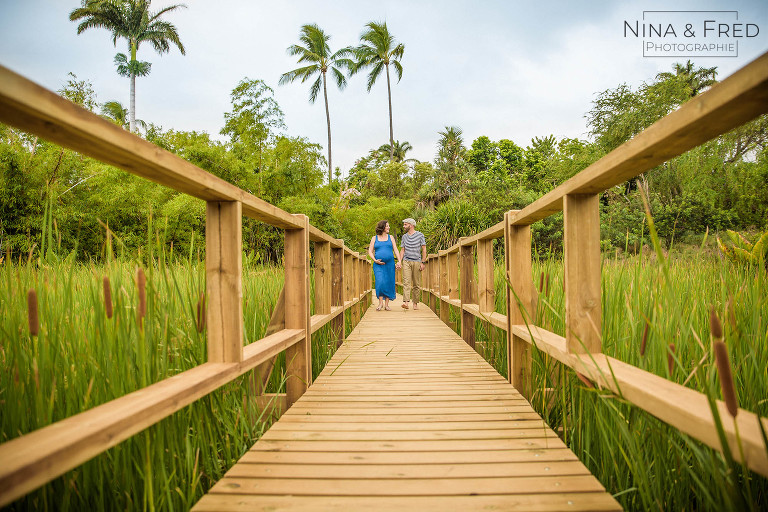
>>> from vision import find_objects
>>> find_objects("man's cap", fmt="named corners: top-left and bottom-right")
top-left (403, 218), bottom-right (417, 225)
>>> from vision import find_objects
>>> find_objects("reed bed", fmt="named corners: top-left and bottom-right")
top-left (0, 249), bottom-right (341, 511)
top-left (468, 250), bottom-right (768, 511)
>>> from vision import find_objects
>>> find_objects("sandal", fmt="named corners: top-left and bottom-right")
top-left (376, 305), bottom-right (382, 311)
top-left (401, 303), bottom-right (409, 309)
top-left (385, 306), bottom-right (391, 311)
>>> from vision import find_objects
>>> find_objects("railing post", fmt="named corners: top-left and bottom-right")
top-left (428, 254), bottom-right (438, 313)
top-left (476, 238), bottom-right (495, 357)
top-left (447, 249), bottom-right (459, 331)
top-left (352, 253), bottom-right (361, 325)
top-left (205, 200), bottom-right (243, 363)
top-left (564, 194), bottom-right (602, 354)
top-left (285, 214), bottom-right (311, 408)
top-left (504, 210), bottom-right (533, 398)
top-left (331, 242), bottom-right (344, 347)
top-left (315, 241), bottom-right (331, 316)
top-left (459, 240), bottom-right (476, 349)
top-left (439, 250), bottom-right (450, 325)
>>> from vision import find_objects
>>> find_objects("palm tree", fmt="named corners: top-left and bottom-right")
top-left (353, 21), bottom-right (405, 161)
top-left (656, 60), bottom-right (717, 97)
top-left (279, 24), bottom-right (353, 184)
top-left (101, 100), bottom-right (147, 131)
top-left (70, 0), bottom-right (186, 132)
top-left (437, 126), bottom-right (464, 167)
top-left (377, 140), bottom-right (413, 163)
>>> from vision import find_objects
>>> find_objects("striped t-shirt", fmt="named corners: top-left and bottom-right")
top-left (401, 231), bottom-right (426, 261)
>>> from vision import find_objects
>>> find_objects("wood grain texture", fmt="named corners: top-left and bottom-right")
top-left (192, 299), bottom-right (621, 511)
top-left (563, 194), bottom-right (601, 354)
top-left (205, 201), bottom-right (243, 363)
top-left (285, 215), bottom-right (311, 407)
top-left (505, 211), bottom-right (533, 398)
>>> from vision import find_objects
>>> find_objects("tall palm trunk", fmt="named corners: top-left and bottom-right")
top-left (322, 71), bottom-right (332, 184)
top-left (385, 64), bottom-right (394, 161)
top-left (129, 40), bottom-right (137, 133)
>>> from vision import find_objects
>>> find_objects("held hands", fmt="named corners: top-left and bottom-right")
top-left (396, 261), bottom-right (402, 269)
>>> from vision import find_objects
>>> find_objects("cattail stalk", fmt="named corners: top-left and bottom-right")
top-left (103, 276), bottom-right (113, 319)
top-left (27, 289), bottom-right (39, 336)
top-left (196, 292), bottom-right (206, 333)
top-left (539, 272), bottom-right (545, 293)
top-left (640, 320), bottom-right (649, 356)
top-left (136, 267), bottom-right (146, 328)
top-left (576, 372), bottom-right (594, 389)
top-left (667, 343), bottom-right (676, 375)
top-left (710, 306), bottom-right (723, 340)
top-left (714, 340), bottom-right (738, 417)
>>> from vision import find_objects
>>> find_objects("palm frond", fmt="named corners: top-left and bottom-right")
top-left (366, 61), bottom-right (384, 91)
top-left (308, 75), bottom-right (322, 103)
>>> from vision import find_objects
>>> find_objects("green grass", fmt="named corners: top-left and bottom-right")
top-left (464, 250), bottom-right (768, 511)
top-left (0, 250), bottom-right (343, 511)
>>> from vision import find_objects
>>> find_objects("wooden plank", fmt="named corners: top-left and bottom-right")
top-left (0, 327), bottom-right (304, 508)
top-left (511, 324), bottom-right (768, 478)
top-left (285, 215), bottom-right (311, 407)
top-left (439, 252), bottom-right (450, 325)
top-left (0, 65), bottom-right (305, 230)
top-left (193, 493), bottom-right (622, 512)
top-left (226, 461), bottom-right (590, 479)
top-left (205, 201), bottom-right (243, 363)
top-left (331, 245), bottom-right (345, 346)
top-left (459, 242), bottom-right (476, 348)
top-left (209, 475), bottom-right (606, 496)
top-left (505, 210), bottom-right (533, 399)
top-left (314, 241), bottom-right (331, 315)
top-left (509, 51), bottom-right (768, 226)
top-left (563, 194), bottom-right (601, 354)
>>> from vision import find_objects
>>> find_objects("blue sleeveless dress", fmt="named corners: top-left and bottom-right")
top-left (373, 235), bottom-right (396, 300)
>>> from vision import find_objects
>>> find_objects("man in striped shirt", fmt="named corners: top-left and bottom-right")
top-left (400, 218), bottom-right (427, 310)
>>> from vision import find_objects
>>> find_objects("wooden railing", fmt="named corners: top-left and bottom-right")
top-left (0, 65), bottom-right (372, 506)
top-left (403, 51), bottom-right (768, 479)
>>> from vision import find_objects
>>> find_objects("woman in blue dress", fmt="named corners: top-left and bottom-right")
top-left (367, 220), bottom-right (402, 311)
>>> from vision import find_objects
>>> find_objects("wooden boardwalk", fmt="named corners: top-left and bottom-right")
top-left (192, 296), bottom-right (622, 511)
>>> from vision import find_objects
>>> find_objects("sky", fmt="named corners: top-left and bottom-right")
top-left (1, 0), bottom-right (767, 176)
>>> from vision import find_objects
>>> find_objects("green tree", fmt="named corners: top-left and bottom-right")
top-left (101, 100), bottom-right (147, 131)
top-left (69, 0), bottom-right (186, 132)
top-left (377, 140), bottom-right (414, 163)
top-left (353, 21), bottom-right (405, 161)
top-left (279, 24), bottom-right (353, 184)
top-left (656, 59), bottom-right (717, 98)
top-left (221, 78), bottom-right (285, 181)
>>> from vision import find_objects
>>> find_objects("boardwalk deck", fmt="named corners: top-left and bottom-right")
top-left (192, 296), bottom-right (622, 511)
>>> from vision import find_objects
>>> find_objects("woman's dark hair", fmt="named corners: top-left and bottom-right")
top-left (375, 220), bottom-right (388, 235)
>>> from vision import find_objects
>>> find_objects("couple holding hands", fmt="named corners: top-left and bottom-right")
top-left (367, 218), bottom-right (427, 311)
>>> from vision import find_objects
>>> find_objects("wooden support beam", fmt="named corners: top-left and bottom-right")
top-left (205, 200), bottom-right (243, 363)
top-left (314, 241), bottom-right (332, 315)
top-left (331, 245), bottom-right (344, 347)
top-left (505, 210), bottom-right (533, 399)
top-left (285, 215), bottom-right (311, 408)
top-left (439, 251), bottom-right (450, 325)
top-left (428, 255), bottom-right (438, 314)
top-left (459, 242), bottom-right (476, 349)
top-left (563, 194), bottom-right (601, 354)
top-left (254, 287), bottom-right (285, 395)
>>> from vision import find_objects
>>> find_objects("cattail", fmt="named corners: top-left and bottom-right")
top-left (196, 292), bottom-right (206, 333)
top-left (714, 340), bottom-right (738, 418)
top-left (576, 372), bottom-right (594, 389)
top-left (136, 267), bottom-right (146, 327)
top-left (709, 306), bottom-right (723, 340)
top-left (727, 297), bottom-right (737, 330)
top-left (27, 289), bottom-right (39, 336)
top-left (103, 276), bottom-right (113, 319)
top-left (667, 343), bottom-right (676, 375)
top-left (640, 319), bottom-right (650, 356)
top-left (539, 272), bottom-right (545, 293)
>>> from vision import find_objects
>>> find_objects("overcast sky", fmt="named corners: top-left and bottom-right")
top-left (1, 1), bottom-right (766, 176)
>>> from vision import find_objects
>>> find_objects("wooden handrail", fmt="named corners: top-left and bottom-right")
top-left (424, 51), bottom-right (768, 480)
top-left (0, 63), bottom-right (374, 506)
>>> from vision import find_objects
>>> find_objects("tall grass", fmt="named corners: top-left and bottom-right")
top-left (0, 244), bottom-right (342, 510)
top-left (466, 249), bottom-right (768, 510)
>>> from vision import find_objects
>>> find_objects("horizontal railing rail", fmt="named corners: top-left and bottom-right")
top-left (0, 64), bottom-right (372, 506)
top-left (403, 51), bottom-right (768, 479)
